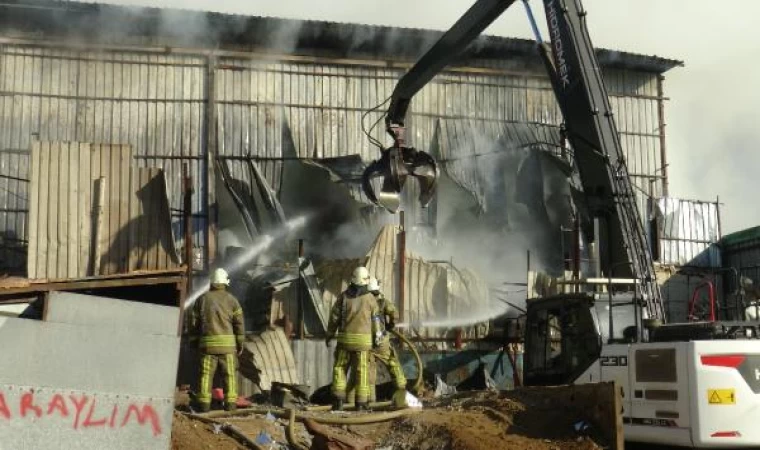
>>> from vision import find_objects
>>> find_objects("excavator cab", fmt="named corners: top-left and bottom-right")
top-left (361, 124), bottom-right (438, 213)
top-left (523, 294), bottom-right (602, 386)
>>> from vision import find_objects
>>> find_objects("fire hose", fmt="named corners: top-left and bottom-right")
top-left (306, 328), bottom-right (423, 413)
top-left (391, 329), bottom-right (424, 394)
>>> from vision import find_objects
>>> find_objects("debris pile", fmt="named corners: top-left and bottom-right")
top-left (172, 389), bottom-right (609, 450)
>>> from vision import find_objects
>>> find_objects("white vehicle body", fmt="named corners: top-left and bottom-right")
top-left (575, 340), bottom-right (760, 448)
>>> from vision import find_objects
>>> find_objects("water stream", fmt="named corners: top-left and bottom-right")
top-left (184, 215), bottom-right (309, 310)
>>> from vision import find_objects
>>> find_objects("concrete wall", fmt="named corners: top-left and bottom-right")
top-left (0, 292), bottom-right (180, 449)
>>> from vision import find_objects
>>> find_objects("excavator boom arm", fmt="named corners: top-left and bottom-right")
top-left (538, 0), bottom-right (663, 320)
top-left (385, 0), bottom-right (517, 129)
top-left (363, 0), bottom-right (666, 321)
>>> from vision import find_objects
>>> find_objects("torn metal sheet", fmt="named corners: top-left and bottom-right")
top-left (216, 158), bottom-right (261, 239)
top-left (435, 119), bottom-right (563, 214)
top-left (249, 158), bottom-right (287, 224)
top-left (652, 197), bottom-right (721, 267)
top-left (298, 257), bottom-right (329, 333)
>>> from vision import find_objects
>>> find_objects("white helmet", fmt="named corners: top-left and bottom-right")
top-left (211, 268), bottom-right (230, 286)
top-left (368, 277), bottom-right (380, 292)
top-left (351, 266), bottom-right (370, 287)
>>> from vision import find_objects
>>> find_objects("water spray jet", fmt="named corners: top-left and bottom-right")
top-left (184, 215), bottom-right (310, 310)
top-left (394, 301), bottom-right (513, 330)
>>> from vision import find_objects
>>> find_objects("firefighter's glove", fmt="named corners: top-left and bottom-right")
top-left (385, 321), bottom-right (395, 332)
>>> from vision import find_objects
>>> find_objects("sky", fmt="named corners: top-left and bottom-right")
top-left (73, 0), bottom-right (760, 234)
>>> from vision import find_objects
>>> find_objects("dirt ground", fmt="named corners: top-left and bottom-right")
top-left (171, 412), bottom-right (245, 450)
top-left (172, 390), bottom-right (606, 450)
top-left (365, 391), bottom-right (603, 450)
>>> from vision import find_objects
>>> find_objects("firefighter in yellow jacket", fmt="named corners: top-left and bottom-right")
top-left (347, 277), bottom-right (407, 405)
top-left (367, 277), bottom-right (407, 404)
top-left (326, 266), bottom-right (379, 411)
top-left (187, 268), bottom-right (245, 412)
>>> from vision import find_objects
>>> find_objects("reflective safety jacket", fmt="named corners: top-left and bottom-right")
top-left (188, 286), bottom-right (245, 354)
top-left (328, 284), bottom-right (379, 351)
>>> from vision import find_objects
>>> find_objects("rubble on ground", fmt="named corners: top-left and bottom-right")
top-left (173, 389), bottom-right (606, 450)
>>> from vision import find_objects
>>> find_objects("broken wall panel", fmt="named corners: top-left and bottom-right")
top-left (27, 141), bottom-right (179, 279)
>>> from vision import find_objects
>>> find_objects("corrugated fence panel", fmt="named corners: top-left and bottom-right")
top-left (28, 141), bottom-right (178, 279)
top-left (28, 141), bottom-right (93, 279)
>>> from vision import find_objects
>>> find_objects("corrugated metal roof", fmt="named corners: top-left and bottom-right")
top-left (0, 0), bottom-right (683, 74)
top-left (27, 141), bottom-right (179, 279)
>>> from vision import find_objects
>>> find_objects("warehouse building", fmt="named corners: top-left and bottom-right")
top-left (0, 0), bottom-right (684, 277)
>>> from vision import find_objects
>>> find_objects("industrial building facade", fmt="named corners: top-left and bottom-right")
top-left (0, 1), bottom-right (682, 276)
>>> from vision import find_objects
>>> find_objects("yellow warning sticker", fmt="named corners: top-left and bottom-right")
top-left (708, 389), bottom-right (736, 405)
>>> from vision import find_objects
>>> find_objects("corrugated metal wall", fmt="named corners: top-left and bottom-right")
top-left (0, 43), bottom-right (666, 274)
top-left (0, 45), bottom-right (207, 273)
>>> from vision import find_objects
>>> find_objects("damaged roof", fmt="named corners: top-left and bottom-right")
top-left (0, 0), bottom-right (683, 73)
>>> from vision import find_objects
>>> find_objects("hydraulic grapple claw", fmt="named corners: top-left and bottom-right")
top-left (362, 145), bottom-right (438, 213)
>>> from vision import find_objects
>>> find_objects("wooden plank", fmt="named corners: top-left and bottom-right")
top-left (27, 142), bottom-right (40, 279)
top-left (88, 143), bottom-right (100, 276)
top-left (137, 168), bottom-right (151, 270)
top-left (157, 171), bottom-right (178, 268)
top-left (36, 141), bottom-right (50, 280)
top-left (46, 141), bottom-right (59, 280)
top-left (92, 144), bottom-right (106, 275)
top-left (0, 275), bottom-right (185, 297)
top-left (67, 144), bottom-right (80, 278)
top-left (118, 145), bottom-right (131, 273)
top-left (144, 168), bottom-right (158, 271)
top-left (127, 167), bottom-right (139, 273)
top-left (57, 142), bottom-right (69, 280)
top-left (91, 177), bottom-right (106, 277)
top-left (153, 171), bottom-right (167, 270)
top-left (78, 143), bottom-right (92, 277)
top-left (105, 144), bottom-right (118, 275)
